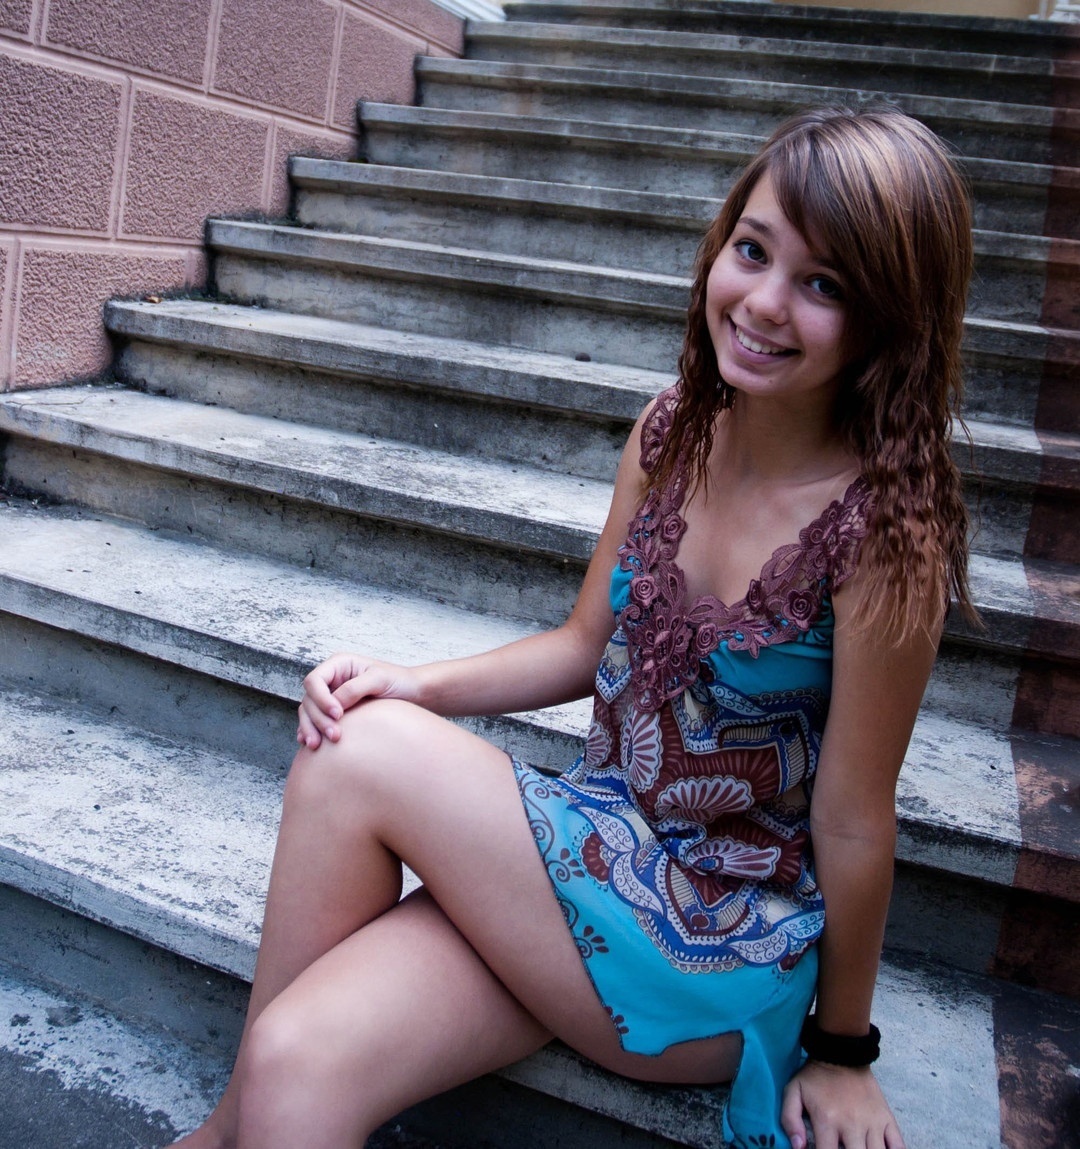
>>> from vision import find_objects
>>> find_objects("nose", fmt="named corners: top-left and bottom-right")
top-left (744, 270), bottom-right (789, 326)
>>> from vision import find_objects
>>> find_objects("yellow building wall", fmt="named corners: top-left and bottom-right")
top-left (806, 0), bottom-right (1045, 18)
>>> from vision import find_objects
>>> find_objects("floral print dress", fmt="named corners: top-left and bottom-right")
top-left (511, 388), bottom-right (875, 1149)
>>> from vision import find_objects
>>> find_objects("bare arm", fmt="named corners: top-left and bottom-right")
top-left (296, 403), bottom-right (654, 747)
top-left (782, 565), bottom-right (941, 1149)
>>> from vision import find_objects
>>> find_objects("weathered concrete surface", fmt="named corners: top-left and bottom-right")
top-left (871, 959), bottom-right (1002, 1149)
top-left (358, 102), bottom-right (1067, 238)
top-left (0, 962), bottom-right (230, 1146)
top-left (0, 386), bottom-right (613, 561)
top-left (210, 220), bottom-right (688, 373)
top-left (205, 216), bottom-right (1080, 391)
top-left (0, 922), bottom-right (1020, 1149)
top-left (290, 156), bottom-right (1077, 327)
top-left (107, 298), bottom-right (669, 422)
top-left (0, 955), bottom-right (445, 1148)
top-left (118, 342), bottom-right (631, 485)
top-left (104, 301), bottom-right (1070, 502)
top-left (0, 684), bottom-right (422, 980)
top-left (415, 58), bottom-right (1072, 167)
top-left (1, 388), bottom-right (1075, 649)
top-left (104, 300), bottom-right (1071, 488)
top-left (0, 810), bottom-right (1028, 1149)
top-left (293, 165), bottom-right (707, 280)
top-left (468, 21), bottom-right (1063, 105)
top-left (2, 438), bottom-right (589, 627)
top-left (0, 499), bottom-right (1049, 903)
top-left (500, 0), bottom-right (1079, 57)
top-left (0, 499), bottom-right (591, 758)
top-left (0, 610), bottom-right (299, 768)
top-left (0, 687), bottom-right (281, 976)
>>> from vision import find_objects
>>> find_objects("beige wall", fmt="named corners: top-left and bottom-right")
top-left (0, 0), bottom-right (463, 390)
top-left (806, 0), bottom-right (1044, 18)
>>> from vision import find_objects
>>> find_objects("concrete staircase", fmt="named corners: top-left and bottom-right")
top-left (1, 2), bottom-right (1079, 1145)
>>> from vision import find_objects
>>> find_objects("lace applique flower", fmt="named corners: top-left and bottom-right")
top-left (617, 387), bottom-right (874, 711)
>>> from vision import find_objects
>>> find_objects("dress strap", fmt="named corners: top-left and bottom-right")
top-left (638, 386), bottom-right (681, 474)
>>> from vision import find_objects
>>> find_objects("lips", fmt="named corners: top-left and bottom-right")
top-left (731, 320), bottom-right (794, 357)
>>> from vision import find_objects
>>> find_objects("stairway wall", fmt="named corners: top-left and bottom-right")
top-left (808, 0), bottom-right (1046, 17)
top-left (0, 0), bottom-right (464, 392)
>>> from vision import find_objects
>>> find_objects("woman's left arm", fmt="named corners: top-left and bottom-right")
top-left (781, 567), bottom-right (942, 1149)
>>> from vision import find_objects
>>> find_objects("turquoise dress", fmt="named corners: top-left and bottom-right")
top-left (512, 389), bottom-right (874, 1149)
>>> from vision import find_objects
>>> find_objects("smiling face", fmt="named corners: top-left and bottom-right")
top-left (706, 172), bottom-right (851, 414)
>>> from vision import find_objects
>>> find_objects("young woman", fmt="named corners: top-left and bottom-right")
top-left (176, 106), bottom-right (975, 1149)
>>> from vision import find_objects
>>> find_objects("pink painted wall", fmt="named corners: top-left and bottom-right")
top-left (0, 0), bottom-right (463, 389)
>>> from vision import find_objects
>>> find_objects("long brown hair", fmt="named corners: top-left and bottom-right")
top-left (654, 106), bottom-right (977, 640)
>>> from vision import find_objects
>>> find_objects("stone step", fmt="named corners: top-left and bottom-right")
top-left (293, 157), bottom-right (710, 278)
top-left (468, 20), bottom-right (1076, 108)
top-left (3, 367), bottom-right (1076, 580)
top-left (2, 684), bottom-right (1074, 1147)
top-left (414, 58), bottom-right (1079, 169)
top-left (0, 497), bottom-right (585, 766)
top-left (358, 103), bottom-right (1080, 241)
top-left (0, 503), bottom-right (1075, 961)
top-left (0, 385), bottom-right (605, 626)
top-left (0, 954), bottom-right (231, 1146)
top-left (107, 296), bottom-right (1070, 452)
top-left (100, 300), bottom-right (1080, 568)
top-left (2, 388), bottom-right (1078, 686)
top-left (208, 218), bottom-right (1075, 373)
top-left (209, 219), bottom-right (690, 374)
top-left (502, 0), bottom-right (1080, 62)
top-left (206, 220), bottom-right (1080, 440)
top-left (106, 298), bottom-right (668, 483)
top-left (291, 158), bottom-right (1080, 329)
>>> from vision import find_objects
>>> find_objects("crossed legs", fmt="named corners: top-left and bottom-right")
top-left (174, 699), bottom-right (741, 1148)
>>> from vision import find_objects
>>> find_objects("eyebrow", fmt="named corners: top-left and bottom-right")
top-left (740, 216), bottom-right (774, 239)
top-left (738, 215), bottom-right (840, 274)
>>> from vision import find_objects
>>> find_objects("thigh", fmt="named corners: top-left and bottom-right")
top-left (295, 700), bottom-right (741, 1085)
top-left (246, 888), bottom-right (551, 1135)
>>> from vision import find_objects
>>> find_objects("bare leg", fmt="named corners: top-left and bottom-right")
top-left (173, 713), bottom-right (409, 1148)
top-left (237, 888), bottom-right (550, 1148)
top-left (175, 700), bottom-right (742, 1147)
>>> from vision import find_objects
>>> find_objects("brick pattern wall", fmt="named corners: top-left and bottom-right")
top-left (0, 0), bottom-right (464, 389)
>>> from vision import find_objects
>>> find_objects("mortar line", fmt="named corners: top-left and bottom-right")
top-left (204, 0), bottom-right (225, 94)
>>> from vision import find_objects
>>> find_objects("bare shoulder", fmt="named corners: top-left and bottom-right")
top-left (816, 518), bottom-right (945, 811)
top-left (834, 504), bottom-right (947, 644)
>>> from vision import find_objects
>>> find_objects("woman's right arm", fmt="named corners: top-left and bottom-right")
top-left (296, 402), bottom-right (655, 749)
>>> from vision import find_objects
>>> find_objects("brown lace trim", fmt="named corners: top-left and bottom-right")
top-left (617, 388), bottom-right (874, 711)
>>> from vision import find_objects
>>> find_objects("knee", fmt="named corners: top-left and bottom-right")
top-left (238, 1002), bottom-right (317, 1118)
top-left (238, 999), bottom-right (380, 1143)
top-left (287, 698), bottom-right (423, 808)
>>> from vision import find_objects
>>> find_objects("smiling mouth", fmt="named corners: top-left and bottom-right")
top-left (732, 321), bottom-right (794, 357)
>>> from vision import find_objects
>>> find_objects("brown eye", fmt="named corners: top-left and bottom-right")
top-left (735, 239), bottom-right (766, 263)
top-left (810, 275), bottom-right (842, 300)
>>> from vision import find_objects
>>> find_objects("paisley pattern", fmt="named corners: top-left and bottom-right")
top-left (517, 385), bottom-right (875, 978)
top-left (542, 675), bottom-right (828, 973)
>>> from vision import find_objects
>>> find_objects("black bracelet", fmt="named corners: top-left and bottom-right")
top-left (800, 1014), bottom-right (881, 1067)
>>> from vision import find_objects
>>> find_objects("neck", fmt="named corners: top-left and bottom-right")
top-left (717, 392), bottom-right (851, 485)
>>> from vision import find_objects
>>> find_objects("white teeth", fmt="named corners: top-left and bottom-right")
top-left (735, 325), bottom-right (787, 355)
